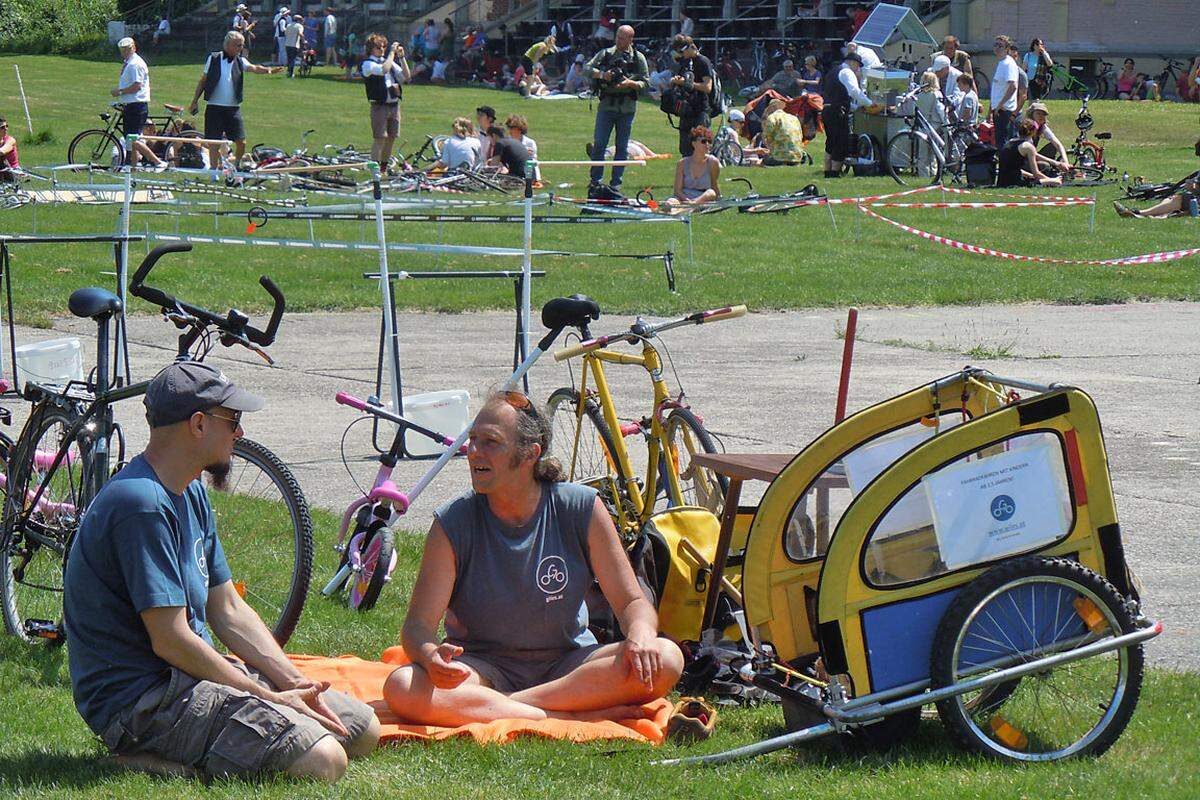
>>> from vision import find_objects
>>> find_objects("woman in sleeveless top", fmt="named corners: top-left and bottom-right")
top-left (664, 125), bottom-right (720, 209)
top-left (382, 391), bottom-right (683, 726)
top-left (997, 118), bottom-right (1061, 187)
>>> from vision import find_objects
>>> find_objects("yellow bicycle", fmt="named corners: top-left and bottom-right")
top-left (546, 305), bottom-right (746, 541)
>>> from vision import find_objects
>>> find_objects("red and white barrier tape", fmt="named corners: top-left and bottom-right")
top-left (858, 205), bottom-right (1200, 266)
top-left (869, 199), bottom-right (1095, 209)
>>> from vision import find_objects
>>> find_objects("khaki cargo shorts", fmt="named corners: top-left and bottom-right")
top-left (370, 102), bottom-right (400, 139)
top-left (99, 659), bottom-right (376, 779)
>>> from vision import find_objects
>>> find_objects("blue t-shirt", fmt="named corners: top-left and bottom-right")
top-left (435, 481), bottom-right (598, 661)
top-left (64, 454), bottom-right (231, 734)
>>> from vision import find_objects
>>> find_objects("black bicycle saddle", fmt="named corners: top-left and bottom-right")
top-left (68, 287), bottom-right (122, 321)
top-left (542, 295), bottom-right (600, 330)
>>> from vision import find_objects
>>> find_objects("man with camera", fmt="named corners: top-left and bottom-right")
top-left (361, 34), bottom-right (412, 169)
top-left (585, 24), bottom-right (648, 198)
top-left (665, 35), bottom-right (714, 157)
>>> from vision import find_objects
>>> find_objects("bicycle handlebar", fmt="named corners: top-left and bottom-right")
top-left (129, 244), bottom-right (286, 349)
top-left (554, 304), bottom-right (747, 361)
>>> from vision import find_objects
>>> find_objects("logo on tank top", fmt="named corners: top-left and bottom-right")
top-left (194, 536), bottom-right (209, 581)
top-left (536, 555), bottom-right (568, 599)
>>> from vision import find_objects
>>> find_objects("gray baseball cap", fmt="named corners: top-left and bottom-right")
top-left (144, 362), bottom-right (264, 428)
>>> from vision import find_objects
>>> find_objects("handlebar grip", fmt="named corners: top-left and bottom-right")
top-left (245, 275), bottom-right (285, 346)
top-left (130, 243), bottom-right (192, 290)
top-left (554, 338), bottom-right (602, 361)
top-left (335, 392), bottom-right (369, 411)
top-left (130, 283), bottom-right (173, 308)
top-left (696, 304), bottom-right (747, 324)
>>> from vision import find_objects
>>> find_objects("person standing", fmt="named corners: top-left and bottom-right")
top-left (421, 19), bottom-right (441, 59)
top-left (189, 31), bottom-right (282, 170)
top-left (1009, 43), bottom-right (1029, 116)
top-left (668, 35), bottom-right (714, 157)
top-left (820, 50), bottom-right (873, 177)
top-left (111, 37), bottom-right (165, 169)
top-left (585, 24), bottom-right (649, 196)
top-left (285, 14), bottom-right (307, 77)
top-left (942, 35), bottom-right (974, 89)
top-left (231, 5), bottom-right (256, 55)
top-left (361, 35), bottom-right (411, 170)
top-left (153, 17), bottom-right (171, 48)
top-left (273, 6), bottom-right (289, 66)
top-left (324, 8), bottom-right (338, 67)
top-left (990, 35), bottom-right (1020, 144)
top-left (1023, 38), bottom-right (1053, 100)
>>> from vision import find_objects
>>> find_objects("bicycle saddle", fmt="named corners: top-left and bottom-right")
top-left (68, 287), bottom-right (122, 321)
top-left (542, 295), bottom-right (600, 330)
top-left (163, 103), bottom-right (184, 113)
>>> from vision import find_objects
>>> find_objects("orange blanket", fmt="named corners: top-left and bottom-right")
top-left (289, 648), bottom-right (671, 745)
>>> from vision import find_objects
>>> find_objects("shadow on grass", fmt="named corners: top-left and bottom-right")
top-left (0, 639), bottom-right (71, 688)
top-left (0, 750), bottom-right (119, 790)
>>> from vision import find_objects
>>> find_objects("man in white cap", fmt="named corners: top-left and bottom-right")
top-left (63, 362), bottom-right (380, 782)
top-left (931, 53), bottom-right (963, 107)
top-left (111, 37), bottom-right (165, 169)
top-left (232, 4), bottom-right (256, 55)
top-left (273, 5), bottom-right (290, 66)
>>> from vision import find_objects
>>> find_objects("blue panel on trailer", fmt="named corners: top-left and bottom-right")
top-left (861, 587), bottom-right (960, 691)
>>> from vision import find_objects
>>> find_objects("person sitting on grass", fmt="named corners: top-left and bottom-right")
top-left (382, 391), bottom-right (683, 726)
top-left (505, 114), bottom-right (540, 180)
top-left (62, 363), bottom-right (380, 783)
top-left (432, 116), bottom-right (482, 171)
top-left (996, 118), bottom-right (1061, 187)
top-left (760, 98), bottom-right (807, 166)
top-left (663, 125), bottom-right (720, 209)
top-left (0, 118), bottom-right (20, 181)
top-left (485, 125), bottom-right (531, 178)
top-left (1114, 140), bottom-right (1200, 218)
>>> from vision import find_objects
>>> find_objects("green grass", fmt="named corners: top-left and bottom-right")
top-left (0, 55), bottom-right (1198, 322)
top-left (1, 503), bottom-right (1197, 798)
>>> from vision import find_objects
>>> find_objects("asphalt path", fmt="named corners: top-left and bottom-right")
top-left (12, 301), bottom-right (1198, 670)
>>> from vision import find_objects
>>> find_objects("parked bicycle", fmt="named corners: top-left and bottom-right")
top-left (1035, 62), bottom-right (1094, 100)
top-left (322, 295), bottom-right (602, 610)
top-left (1154, 56), bottom-right (1189, 100)
top-left (67, 102), bottom-right (191, 169)
top-left (546, 305), bottom-right (746, 544)
top-left (0, 244), bottom-right (313, 647)
top-left (885, 87), bottom-right (978, 185)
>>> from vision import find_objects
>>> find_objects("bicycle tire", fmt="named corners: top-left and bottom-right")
top-left (205, 437), bottom-right (313, 646)
top-left (1092, 75), bottom-right (1109, 100)
top-left (931, 556), bottom-right (1144, 761)
top-left (0, 406), bottom-right (91, 644)
top-left (546, 387), bottom-right (632, 533)
top-left (715, 138), bottom-right (744, 167)
top-left (349, 524), bottom-right (393, 612)
top-left (67, 129), bottom-right (124, 170)
top-left (661, 407), bottom-right (727, 517)
top-left (886, 129), bottom-right (943, 185)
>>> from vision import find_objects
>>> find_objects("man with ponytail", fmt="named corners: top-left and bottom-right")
top-left (383, 391), bottom-right (682, 725)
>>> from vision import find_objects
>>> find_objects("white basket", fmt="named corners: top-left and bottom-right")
top-left (401, 389), bottom-right (471, 457)
top-left (15, 337), bottom-right (84, 392)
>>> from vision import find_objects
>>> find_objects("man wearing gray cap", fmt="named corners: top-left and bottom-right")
top-left (64, 362), bottom-right (379, 782)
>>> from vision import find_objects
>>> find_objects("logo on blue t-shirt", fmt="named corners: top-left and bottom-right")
top-left (194, 536), bottom-right (208, 580)
top-left (536, 555), bottom-right (568, 595)
top-left (990, 494), bottom-right (1016, 521)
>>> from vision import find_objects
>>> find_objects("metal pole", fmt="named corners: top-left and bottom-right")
top-left (373, 163), bottom-right (403, 417)
top-left (835, 307), bottom-right (858, 422)
top-left (13, 65), bottom-right (34, 136)
top-left (520, 162), bottom-right (534, 376)
top-left (1090, 192), bottom-right (1096, 233)
top-left (116, 136), bottom-right (135, 381)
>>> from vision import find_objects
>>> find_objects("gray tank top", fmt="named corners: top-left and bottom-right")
top-left (435, 481), bottom-right (599, 661)
top-left (680, 155), bottom-right (717, 200)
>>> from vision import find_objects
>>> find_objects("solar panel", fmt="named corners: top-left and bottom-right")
top-left (852, 3), bottom-right (910, 48)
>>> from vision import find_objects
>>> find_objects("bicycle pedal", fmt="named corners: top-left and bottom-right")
top-left (24, 619), bottom-right (63, 641)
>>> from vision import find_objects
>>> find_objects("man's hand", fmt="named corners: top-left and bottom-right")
top-left (422, 643), bottom-right (472, 689)
top-left (269, 682), bottom-right (349, 737)
top-left (188, 101), bottom-right (200, 116)
top-left (617, 78), bottom-right (640, 90)
top-left (110, 88), bottom-right (121, 98)
top-left (618, 629), bottom-right (660, 689)
top-left (600, 70), bottom-right (614, 81)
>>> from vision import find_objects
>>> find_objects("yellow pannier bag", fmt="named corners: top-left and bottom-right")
top-left (641, 506), bottom-right (723, 642)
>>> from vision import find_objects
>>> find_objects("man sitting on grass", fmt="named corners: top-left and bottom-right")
top-left (383, 391), bottom-right (683, 725)
top-left (63, 363), bottom-right (379, 783)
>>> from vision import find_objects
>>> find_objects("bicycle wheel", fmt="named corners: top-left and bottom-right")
top-left (348, 524), bottom-right (394, 612)
top-left (931, 556), bottom-right (1143, 761)
top-left (715, 138), bottom-right (744, 167)
top-left (203, 437), bottom-right (312, 646)
top-left (661, 407), bottom-right (727, 517)
top-left (546, 388), bottom-right (633, 534)
top-left (886, 130), bottom-right (943, 185)
top-left (0, 407), bottom-right (91, 644)
top-left (67, 129), bottom-right (124, 170)
top-left (1092, 75), bottom-right (1109, 100)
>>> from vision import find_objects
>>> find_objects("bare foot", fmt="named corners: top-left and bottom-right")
top-left (552, 704), bottom-right (654, 722)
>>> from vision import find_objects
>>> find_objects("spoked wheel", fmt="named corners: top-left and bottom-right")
top-left (0, 408), bottom-right (90, 644)
top-left (715, 138), bottom-right (744, 167)
top-left (886, 130), bottom-right (943, 185)
top-left (203, 438), bottom-right (313, 646)
top-left (546, 387), bottom-right (633, 537)
top-left (660, 407), bottom-right (727, 517)
top-left (348, 524), bottom-right (394, 612)
top-left (931, 556), bottom-right (1143, 761)
top-left (67, 129), bottom-right (125, 171)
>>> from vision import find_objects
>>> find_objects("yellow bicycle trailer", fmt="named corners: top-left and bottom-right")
top-left (662, 367), bottom-right (1160, 765)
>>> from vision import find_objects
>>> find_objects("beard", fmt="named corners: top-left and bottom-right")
top-left (204, 458), bottom-right (232, 491)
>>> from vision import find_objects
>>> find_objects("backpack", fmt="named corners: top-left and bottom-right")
top-left (708, 66), bottom-right (726, 118)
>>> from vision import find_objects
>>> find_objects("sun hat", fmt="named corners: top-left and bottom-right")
top-left (728, 108), bottom-right (745, 122)
top-left (931, 54), bottom-right (951, 71)
top-left (117, 36), bottom-right (135, 49)
top-left (1028, 101), bottom-right (1049, 115)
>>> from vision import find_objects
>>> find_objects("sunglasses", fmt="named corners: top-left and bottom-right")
top-left (693, 138), bottom-right (713, 144)
top-left (205, 409), bottom-right (243, 427)
top-left (502, 391), bottom-right (533, 412)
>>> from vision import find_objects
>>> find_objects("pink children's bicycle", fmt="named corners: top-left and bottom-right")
top-left (321, 294), bottom-right (601, 610)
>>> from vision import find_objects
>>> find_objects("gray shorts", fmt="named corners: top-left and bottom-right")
top-left (454, 644), bottom-right (604, 693)
top-left (99, 659), bottom-right (375, 780)
top-left (370, 102), bottom-right (400, 139)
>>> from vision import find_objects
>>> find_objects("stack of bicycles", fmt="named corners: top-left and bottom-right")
top-left (0, 244), bottom-right (314, 647)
